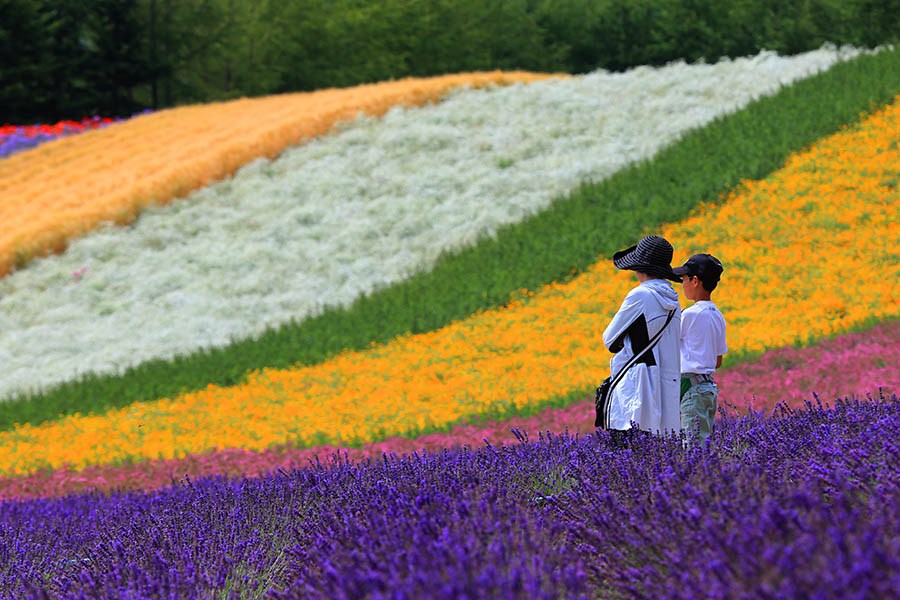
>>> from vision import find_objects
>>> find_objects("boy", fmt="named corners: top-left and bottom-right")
top-left (673, 253), bottom-right (726, 446)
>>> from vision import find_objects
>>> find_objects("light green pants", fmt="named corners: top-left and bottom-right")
top-left (680, 380), bottom-right (718, 446)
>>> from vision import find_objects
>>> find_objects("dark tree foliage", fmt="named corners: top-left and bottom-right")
top-left (1, 0), bottom-right (150, 122)
top-left (86, 0), bottom-right (151, 116)
top-left (0, 0), bottom-right (51, 123)
top-left (2, 0), bottom-right (899, 123)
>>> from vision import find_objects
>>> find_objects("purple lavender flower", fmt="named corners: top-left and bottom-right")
top-left (0, 394), bottom-right (896, 598)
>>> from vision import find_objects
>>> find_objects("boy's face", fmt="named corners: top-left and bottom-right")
top-left (680, 274), bottom-right (704, 301)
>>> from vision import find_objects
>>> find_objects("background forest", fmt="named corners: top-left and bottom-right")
top-left (2, 0), bottom-right (899, 123)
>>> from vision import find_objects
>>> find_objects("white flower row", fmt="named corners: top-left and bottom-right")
top-left (0, 45), bottom-right (866, 400)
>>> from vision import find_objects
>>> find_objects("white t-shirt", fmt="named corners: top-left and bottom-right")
top-left (680, 300), bottom-right (727, 375)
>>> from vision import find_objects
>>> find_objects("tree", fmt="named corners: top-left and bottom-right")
top-left (0, 0), bottom-right (50, 122)
top-left (86, 0), bottom-right (152, 116)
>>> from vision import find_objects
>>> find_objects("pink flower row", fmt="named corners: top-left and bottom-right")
top-left (717, 319), bottom-right (899, 413)
top-left (1, 320), bottom-right (895, 501)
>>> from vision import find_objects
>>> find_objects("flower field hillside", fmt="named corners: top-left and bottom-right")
top-left (0, 47), bottom-right (861, 401)
top-left (1, 43), bottom-right (899, 597)
top-left (0, 86), bottom-right (896, 479)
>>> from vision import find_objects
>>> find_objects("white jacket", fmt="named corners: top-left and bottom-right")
top-left (602, 279), bottom-right (682, 433)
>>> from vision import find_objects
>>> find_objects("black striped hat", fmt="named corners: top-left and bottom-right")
top-left (612, 235), bottom-right (679, 281)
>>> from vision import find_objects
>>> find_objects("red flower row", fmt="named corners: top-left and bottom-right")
top-left (0, 116), bottom-right (117, 138)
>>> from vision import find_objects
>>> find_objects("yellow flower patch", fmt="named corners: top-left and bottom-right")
top-left (1, 97), bottom-right (897, 476)
top-left (0, 71), bottom-right (553, 277)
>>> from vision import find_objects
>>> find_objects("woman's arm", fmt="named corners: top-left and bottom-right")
top-left (602, 290), bottom-right (643, 352)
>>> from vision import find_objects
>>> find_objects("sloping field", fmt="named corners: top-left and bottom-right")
top-left (4, 44), bottom-right (899, 448)
top-left (0, 90), bottom-right (896, 477)
top-left (0, 48), bottom-right (859, 401)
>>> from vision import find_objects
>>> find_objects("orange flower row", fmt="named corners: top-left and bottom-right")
top-left (0, 71), bottom-right (553, 277)
top-left (0, 96), bottom-right (897, 477)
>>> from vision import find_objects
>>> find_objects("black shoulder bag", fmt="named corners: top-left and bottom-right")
top-left (594, 309), bottom-right (676, 428)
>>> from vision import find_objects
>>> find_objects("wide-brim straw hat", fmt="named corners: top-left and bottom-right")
top-left (612, 235), bottom-right (680, 281)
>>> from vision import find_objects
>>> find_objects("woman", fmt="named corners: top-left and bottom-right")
top-left (601, 235), bottom-right (682, 440)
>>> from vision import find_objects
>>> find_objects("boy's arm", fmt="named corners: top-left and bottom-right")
top-left (715, 312), bottom-right (727, 370)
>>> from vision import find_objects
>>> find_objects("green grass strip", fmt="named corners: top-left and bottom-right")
top-left (4, 47), bottom-right (900, 431)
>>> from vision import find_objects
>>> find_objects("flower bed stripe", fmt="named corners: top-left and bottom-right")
top-left (0, 71), bottom-right (549, 278)
top-left (0, 95), bottom-right (897, 477)
top-left (716, 319), bottom-right (899, 413)
top-left (0, 319), bottom-right (894, 501)
top-left (0, 49), bottom-right (859, 402)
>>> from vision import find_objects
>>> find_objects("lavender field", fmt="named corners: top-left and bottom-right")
top-left (1, 393), bottom-right (896, 599)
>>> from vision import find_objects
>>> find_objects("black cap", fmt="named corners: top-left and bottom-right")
top-left (673, 253), bottom-right (723, 285)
